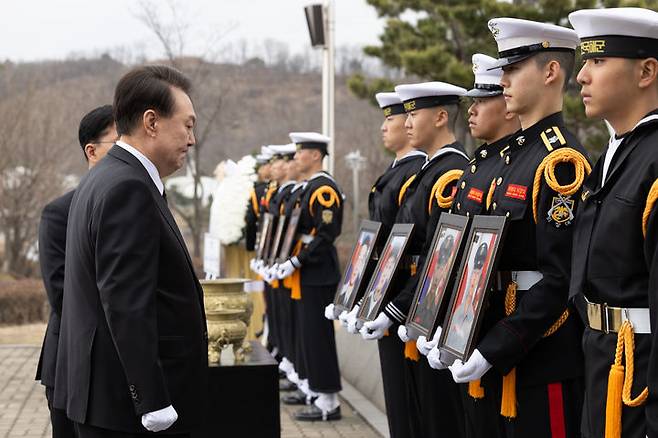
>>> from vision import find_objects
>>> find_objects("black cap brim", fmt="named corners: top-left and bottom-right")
top-left (465, 88), bottom-right (503, 98)
top-left (487, 53), bottom-right (534, 71)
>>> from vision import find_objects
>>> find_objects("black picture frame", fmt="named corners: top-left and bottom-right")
top-left (332, 220), bottom-right (383, 315)
top-left (268, 214), bottom-right (287, 265)
top-left (438, 215), bottom-right (508, 364)
top-left (406, 213), bottom-right (470, 340)
top-left (277, 207), bottom-right (302, 263)
top-left (357, 223), bottom-right (414, 323)
top-left (256, 213), bottom-right (274, 262)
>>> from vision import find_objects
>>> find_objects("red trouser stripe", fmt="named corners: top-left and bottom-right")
top-left (547, 382), bottom-right (566, 438)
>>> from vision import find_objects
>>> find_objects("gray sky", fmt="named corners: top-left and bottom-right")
top-left (0, 0), bottom-right (386, 62)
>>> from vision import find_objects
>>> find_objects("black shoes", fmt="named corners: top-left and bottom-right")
top-left (282, 391), bottom-right (318, 406)
top-left (278, 369), bottom-right (287, 379)
top-left (279, 379), bottom-right (298, 392)
top-left (294, 405), bottom-right (342, 422)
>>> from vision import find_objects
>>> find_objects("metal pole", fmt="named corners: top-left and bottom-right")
top-left (322, 0), bottom-right (335, 175)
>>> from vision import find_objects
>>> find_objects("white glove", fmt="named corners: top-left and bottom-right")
top-left (360, 313), bottom-right (393, 340)
top-left (346, 306), bottom-right (362, 334)
top-left (338, 310), bottom-right (350, 327)
top-left (324, 303), bottom-right (338, 320)
top-left (427, 345), bottom-right (449, 370)
top-left (448, 349), bottom-right (492, 383)
top-left (417, 326), bottom-right (442, 356)
top-left (276, 260), bottom-right (296, 280)
top-left (397, 325), bottom-right (410, 342)
top-left (263, 264), bottom-right (279, 284)
top-left (249, 258), bottom-right (258, 273)
top-left (141, 405), bottom-right (178, 432)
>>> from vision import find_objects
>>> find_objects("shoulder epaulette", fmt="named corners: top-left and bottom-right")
top-left (540, 126), bottom-right (567, 152)
top-left (643, 179), bottom-right (658, 238)
top-left (531, 147), bottom-right (592, 224)
top-left (309, 185), bottom-right (341, 213)
top-left (428, 169), bottom-right (463, 214)
top-left (398, 174), bottom-right (417, 206)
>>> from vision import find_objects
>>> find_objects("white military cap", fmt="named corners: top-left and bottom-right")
top-left (394, 82), bottom-right (467, 112)
top-left (375, 92), bottom-right (406, 117)
top-left (289, 132), bottom-right (331, 155)
top-left (487, 17), bottom-right (579, 68)
top-left (465, 54), bottom-right (504, 98)
top-left (269, 143), bottom-right (297, 159)
top-left (569, 8), bottom-right (658, 60)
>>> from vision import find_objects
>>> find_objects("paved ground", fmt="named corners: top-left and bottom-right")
top-left (0, 340), bottom-right (382, 438)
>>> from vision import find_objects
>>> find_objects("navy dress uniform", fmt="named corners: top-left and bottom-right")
top-left (445, 53), bottom-right (514, 438)
top-left (382, 81), bottom-right (470, 438)
top-left (245, 150), bottom-right (272, 251)
top-left (279, 132), bottom-right (344, 421)
top-left (469, 18), bottom-right (589, 438)
top-left (568, 8), bottom-right (658, 438)
top-left (369, 92), bottom-right (427, 438)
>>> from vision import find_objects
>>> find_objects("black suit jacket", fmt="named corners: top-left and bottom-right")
top-left (36, 190), bottom-right (75, 388)
top-left (53, 145), bottom-right (208, 433)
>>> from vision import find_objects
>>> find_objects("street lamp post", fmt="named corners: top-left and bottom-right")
top-left (304, 1), bottom-right (335, 174)
top-left (344, 150), bottom-right (367, 233)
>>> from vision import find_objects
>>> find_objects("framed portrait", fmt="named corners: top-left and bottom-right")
top-left (276, 207), bottom-right (302, 263)
top-left (438, 215), bottom-right (508, 364)
top-left (255, 213), bottom-right (274, 261)
top-left (332, 220), bottom-right (383, 316)
top-left (268, 214), bottom-right (287, 265)
top-left (406, 214), bottom-right (470, 340)
top-left (357, 223), bottom-right (414, 323)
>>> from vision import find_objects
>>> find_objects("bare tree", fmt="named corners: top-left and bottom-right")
top-left (135, 0), bottom-right (234, 258)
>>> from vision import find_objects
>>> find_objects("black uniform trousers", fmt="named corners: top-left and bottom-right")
top-left (459, 380), bottom-right (504, 438)
top-left (45, 386), bottom-right (76, 438)
top-left (74, 422), bottom-right (189, 437)
top-left (264, 283), bottom-right (280, 357)
top-left (377, 331), bottom-right (414, 438)
top-left (298, 285), bottom-right (341, 393)
top-left (275, 285), bottom-right (295, 363)
top-left (404, 358), bottom-right (465, 438)
top-left (293, 298), bottom-right (308, 381)
top-left (485, 377), bottom-right (583, 438)
top-left (581, 327), bottom-right (649, 438)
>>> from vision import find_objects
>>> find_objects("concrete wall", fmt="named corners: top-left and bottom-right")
top-left (335, 323), bottom-right (385, 413)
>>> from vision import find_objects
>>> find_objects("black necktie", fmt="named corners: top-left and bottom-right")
top-left (162, 189), bottom-right (168, 204)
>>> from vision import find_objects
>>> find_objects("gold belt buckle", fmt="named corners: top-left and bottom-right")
top-left (586, 300), bottom-right (623, 334)
top-left (586, 300), bottom-right (603, 332)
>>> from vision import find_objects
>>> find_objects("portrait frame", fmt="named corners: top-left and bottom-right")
top-left (276, 207), bottom-right (302, 263)
top-left (268, 214), bottom-right (287, 265)
top-left (356, 223), bottom-right (414, 324)
top-left (256, 212), bottom-right (274, 261)
top-left (438, 215), bottom-right (508, 364)
top-left (332, 220), bottom-right (383, 316)
top-left (406, 213), bottom-right (470, 340)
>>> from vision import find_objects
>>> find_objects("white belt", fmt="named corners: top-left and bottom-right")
top-left (300, 234), bottom-right (314, 244)
top-left (584, 296), bottom-right (651, 334)
top-left (498, 270), bottom-right (543, 291)
top-left (512, 271), bottom-right (543, 291)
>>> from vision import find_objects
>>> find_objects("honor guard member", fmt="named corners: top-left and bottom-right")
top-left (361, 81), bottom-right (470, 438)
top-left (279, 167), bottom-right (313, 407)
top-left (245, 147), bottom-right (273, 251)
top-left (262, 143), bottom-right (300, 396)
top-left (448, 18), bottom-right (589, 438)
top-left (568, 8), bottom-right (658, 438)
top-left (334, 91), bottom-right (425, 438)
top-left (424, 53), bottom-right (520, 438)
top-left (276, 132), bottom-right (344, 421)
top-left (253, 146), bottom-right (286, 366)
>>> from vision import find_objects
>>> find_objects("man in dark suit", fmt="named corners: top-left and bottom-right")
top-left (53, 65), bottom-right (208, 437)
top-left (36, 104), bottom-right (116, 438)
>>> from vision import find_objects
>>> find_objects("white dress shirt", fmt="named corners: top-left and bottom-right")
top-left (115, 140), bottom-right (164, 195)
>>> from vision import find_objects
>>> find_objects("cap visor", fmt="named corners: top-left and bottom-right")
top-left (465, 88), bottom-right (503, 98)
top-left (487, 53), bottom-right (534, 70)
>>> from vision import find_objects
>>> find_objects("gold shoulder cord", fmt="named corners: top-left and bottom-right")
top-left (428, 169), bottom-right (463, 214)
top-left (398, 174), bottom-right (417, 206)
top-left (309, 186), bottom-right (341, 214)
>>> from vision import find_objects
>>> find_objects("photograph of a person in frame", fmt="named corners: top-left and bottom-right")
top-left (444, 233), bottom-right (495, 355)
top-left (413, 229), bottom-right (458, 328)
top-left (336, 232), bottom-right (374, 307)
top-left (362, 236), bottom-right (404, 320)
